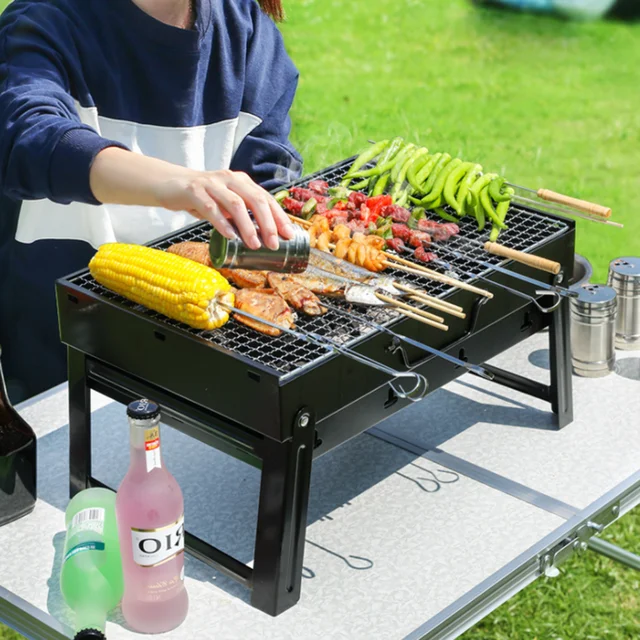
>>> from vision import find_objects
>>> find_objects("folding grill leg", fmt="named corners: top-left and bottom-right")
top-left (251, 410), bottom-right (315, 616)
top-left (68, 347), bottom-right (92, 498)
top-left (549, 297), bottom-right (573, 429)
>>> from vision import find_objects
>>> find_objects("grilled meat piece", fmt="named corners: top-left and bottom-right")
top-left (283, 197), bottom-right (304, 215)
top-left (283, 273), bottom-right (344, 295)
top-left (308, 180), bottom-right (330, 195)
top-left (381, 205), bottom-right (411, 223)
top-left (233, 289), bottom-right (295, 337)
top-left (217, 269), bottom-right (268, 289)
top-left (267, 274), bottom-right (328, 316)
top-left (348, 191), bottom-right (368, 208)
top-left (414, 246), bottom-right (438, 263)
top-left (391, 223), bottom-right (412, 242)
top-left (408, 230), bottom-right (431, 248)
top-left (416, 219), bottom-right (460, 241)
top-left (386, 237), bottom-right (406, 254)
top-left (167, 241), bottom-right (213, 267)
top-left (290, 187), bottom-right (329, 204)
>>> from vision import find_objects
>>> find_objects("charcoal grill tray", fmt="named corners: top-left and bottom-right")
top-left (61, 157), bottom-right (569, 381)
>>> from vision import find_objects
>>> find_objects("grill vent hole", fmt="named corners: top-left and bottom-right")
top-left (68, 294), bottom-right (79, 304)
top-left (154, 331), bottom-right (166, 342)
top-left (248, 371), bottom-right (261, 383)
top-left (521, 312), bottom-right (533, 332)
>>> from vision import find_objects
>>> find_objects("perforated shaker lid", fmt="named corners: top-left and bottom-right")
top-left (571, 283), bottom-right (617, 309)
top-left (609, 257), bottom-right (640, 279)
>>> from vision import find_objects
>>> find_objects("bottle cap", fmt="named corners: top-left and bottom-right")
top-left (126, 398), bottom-right (160, 421)
top-left (74, 630), bottom-right (106, 640)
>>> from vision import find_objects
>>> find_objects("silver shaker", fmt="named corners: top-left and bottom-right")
top-left (607, 257), bottom-right (640, 350)
top-left (570, 284), bottom-right (617, 378)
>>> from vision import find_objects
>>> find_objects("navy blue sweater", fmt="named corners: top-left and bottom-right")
top-left (0, 0), bottom-right (302, 400)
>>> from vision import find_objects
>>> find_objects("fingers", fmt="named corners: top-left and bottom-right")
top-left (184, 184), bottom-right (238, 240)
top-left (223, 173), bottom-right (280, 250)
top-left (269, 197), bottom-right (296, 240)
top-left (202, 179), bottom-right (260, 250)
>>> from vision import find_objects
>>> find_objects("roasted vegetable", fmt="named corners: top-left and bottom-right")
top-left (90, 243), bottom-right (234, 330)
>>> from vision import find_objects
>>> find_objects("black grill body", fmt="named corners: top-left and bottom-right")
top-left (56, 157), bottom-right (575, 616)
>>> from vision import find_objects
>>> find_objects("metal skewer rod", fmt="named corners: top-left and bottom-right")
top-left (431, 243), bottom-right (578, 299)
top-left (506, 183), bottom-right (612, 219)
top-left (218, 302), bottom-right (428, 401)
top-left (513, 195), bottom-right (623, 228)
top-left (321, 301), bottom-right (493, 381)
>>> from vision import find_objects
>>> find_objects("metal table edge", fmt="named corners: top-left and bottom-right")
top-left (0, 585), bottom-right (71, 640)
top-left (403, 468), bottom-right (640, 640)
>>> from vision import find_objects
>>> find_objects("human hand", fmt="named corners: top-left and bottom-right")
top-left (156, 169), bottom-right (295, 250)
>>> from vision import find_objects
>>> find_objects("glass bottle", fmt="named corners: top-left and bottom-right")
top-left (115, 399), bottom-right (188, 633)
top-left (0, 345), bottom-right (36, 527)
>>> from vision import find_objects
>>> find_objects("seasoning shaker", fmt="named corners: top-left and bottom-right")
top-left (570, 284), bottom-right (617, 378)
top-left (209, 225), bottom-right (310, 273)
top-left (607, 257), bottom-right (640, 351)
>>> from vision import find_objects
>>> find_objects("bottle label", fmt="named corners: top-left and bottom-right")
top-left (63, 540), bottom-right (106, 563)
top-left (131, 516), bottom-right (184, 567)
top-left (144, 426), bottom-right (161, 473)
top-left (70, 507), bottom-right (105, 536)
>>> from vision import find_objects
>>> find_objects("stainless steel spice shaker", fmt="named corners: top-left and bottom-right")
top-left (570, 284), bottom-right (617, 378)
top-left (607, 257), bottom-right (640, 351)
top-left (209, 225), bottom-right (310, 273)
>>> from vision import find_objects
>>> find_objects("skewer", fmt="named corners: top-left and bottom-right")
top-left (507, 184), bottom-right (611, 219)
top-left (375, 293), bottom-right (448, 331)
top-left (513, 195), bottom-right (624, 229)
top-left (321, 301), bottom-right (492, 380)
top-left (218, 301), bottom-right (428, 401)
top-left (392, 283), bottom-right (466, 317)
top-left (381, 260), bottom-right (493, 299)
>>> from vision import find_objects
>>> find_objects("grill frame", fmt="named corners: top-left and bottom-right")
top-left (57, 154), bottom-right (576, 618)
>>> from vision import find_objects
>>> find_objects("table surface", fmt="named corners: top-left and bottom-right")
top-left (1, 333), bottom-right (639, 640)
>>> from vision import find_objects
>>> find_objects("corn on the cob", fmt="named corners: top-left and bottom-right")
top-left (89, 243), bottom-right (235, 330)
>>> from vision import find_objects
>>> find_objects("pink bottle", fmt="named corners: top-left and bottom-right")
top-left (115, 399), bottom-right (188, 633)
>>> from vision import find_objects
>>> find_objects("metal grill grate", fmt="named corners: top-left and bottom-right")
top-left (68, 158), bottom-right (569, 378)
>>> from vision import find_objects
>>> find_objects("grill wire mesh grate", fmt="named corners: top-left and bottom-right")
top-left (68, 158), bottom-right (569, 378)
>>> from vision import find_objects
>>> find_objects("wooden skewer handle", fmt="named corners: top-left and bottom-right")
top-left (537, 189), bottom-right (611, 219)
top-left (484, 242), bottom-right (561, 275)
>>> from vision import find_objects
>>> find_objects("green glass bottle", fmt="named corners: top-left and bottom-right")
top-left (60, 488), bottom-right (124, 640)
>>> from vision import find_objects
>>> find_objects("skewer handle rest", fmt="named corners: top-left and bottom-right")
top-left (537, 189), bottom-right (611, 219)
top-left (484, 242), bottom-right (562, 276)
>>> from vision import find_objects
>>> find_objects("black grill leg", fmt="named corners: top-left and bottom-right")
top-left (68, 347), bottom-right (92, 498)
top-left (251, 410), bottom-right (315, 616)
top-left (549, 296), bottom-right (574, 429)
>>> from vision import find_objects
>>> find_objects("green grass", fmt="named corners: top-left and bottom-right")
top-left (2, 1), bottom-right (640, 639)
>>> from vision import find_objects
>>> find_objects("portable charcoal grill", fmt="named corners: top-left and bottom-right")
top-left (56, 156), bottom-right (575, 616)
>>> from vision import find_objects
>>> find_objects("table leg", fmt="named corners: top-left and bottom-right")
top-left (68, 347), bottom-right (92, 498)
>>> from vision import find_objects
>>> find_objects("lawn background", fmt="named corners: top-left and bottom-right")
top-left (1, 0), bottom-right (639, 638)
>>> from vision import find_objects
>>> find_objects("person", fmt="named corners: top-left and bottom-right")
top-left (0, 0), bottom-right (302, 403)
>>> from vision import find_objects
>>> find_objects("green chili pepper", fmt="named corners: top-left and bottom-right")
top-left (407, 206), bottom-right (426, 229)
top-left (434, 208), bottom-right (461, 223)
top-left (415, 152), bottom-right (443, 188)
top-left (274, 190), bottom-right (289, 205)
top-left (372, 172), bottom-right (391, 196)
top-left (368, 174), bottom-right (380, 197)
top-left (420, 154), bottom-right (452, 199)
top-left (489, 187), bottom-right (515, 241)
top-left (468, 173), bottom-right (498, 218)
top-left (377, 138), bottom-right (409, 174)
top-left (406, 151), bottom-right (432, 191)
top-left (421, 158), bottom-right (462, 205)
top-left (390, 144), bottom-right (416, 183)
top-left (301, 197), bottom-right (318, 220)
top-left (444, 161), bottom-right (474, 214)
top-left (425, 192), bottom-right (446, 210)
top-left (344, 139), bottom-right (390, 179)
top-left (409, 196), bottom-right (424, 206)
top-left (476, 200), bottom-right (486, 231)
top-left (392, 147), bottom-right (425, 200)
top-left (456, 164), bottom-right (483, 215)
top-left (396, 186), bottom-right (412, 208)
top-left (480, 186), bottom-right (508, 230)
top-left (349, 178), bottom-right (370, 191)
top-left (489, 177), bottom-right (512, 203)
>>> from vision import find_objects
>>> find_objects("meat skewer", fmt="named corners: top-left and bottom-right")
top-left (216, 300), bottom-right (429, 402)
top-left (233, 289), bottom-right (296, 336)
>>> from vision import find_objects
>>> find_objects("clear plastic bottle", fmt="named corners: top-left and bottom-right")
top-left (115, 399), bottom-right (188, 633)
top-left (60, 488), bottom-right (124, 640)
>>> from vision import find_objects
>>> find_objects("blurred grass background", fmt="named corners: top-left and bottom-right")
top-left (1, 0), bottom-right (639, 638)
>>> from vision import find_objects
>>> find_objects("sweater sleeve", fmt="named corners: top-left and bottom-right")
top-left (0, 4), bottom-right (128, 205)
top-left (229, 4), bottom-right (303, 192)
